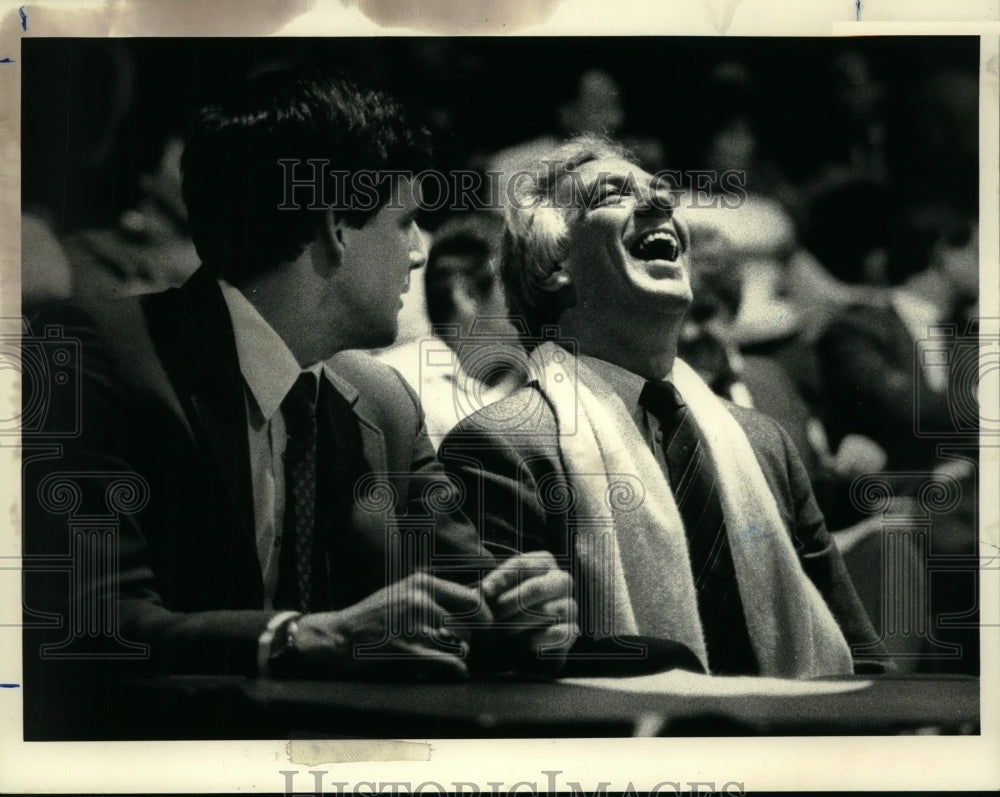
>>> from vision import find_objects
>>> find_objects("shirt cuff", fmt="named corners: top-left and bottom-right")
top-left (257, 610), bottom-right (302, 677)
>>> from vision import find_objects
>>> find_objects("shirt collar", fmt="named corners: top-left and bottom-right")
top-left (219, 279), bottom-right (330, 420)
top-left (577, 353), bottom-right (657, 415)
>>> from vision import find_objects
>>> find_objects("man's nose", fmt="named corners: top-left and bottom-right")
top-left (410, 226), bottom-right (430, 270)
top-left (634, 184), bottom-right (677, 218)
top-left (634, 199), bottom-right (674, 221)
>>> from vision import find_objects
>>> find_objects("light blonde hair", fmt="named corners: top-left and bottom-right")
top-left (500, 135), bottom-right (633, 337)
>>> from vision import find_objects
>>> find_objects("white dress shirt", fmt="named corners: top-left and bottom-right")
top-left (577, 354), bottom-right (648, 412)
top-left (218, 279), bottom-right (329, 609)
top-left (576, 354), bottom-right (677, 464)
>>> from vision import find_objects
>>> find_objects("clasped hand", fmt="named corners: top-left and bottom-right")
top-left (290, 551), bottom-right (578, 680)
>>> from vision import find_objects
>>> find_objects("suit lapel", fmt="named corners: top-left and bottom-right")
top-left (188, 389), bottom-right (255, 541)
top-left (148, 268), bottom-right (256, 543)
top-left (325, 367), bottom-right (388, 476)
top-left (316, 367), bottom-right (389, 609)
top-left (355, 414), bottom-right (388, 477)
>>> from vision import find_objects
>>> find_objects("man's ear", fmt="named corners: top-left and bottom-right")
top-left (317, 210), bottom-right (348, 268)
top-left (536, 266), bottom-right (576, 313)
top-left (539, 267), bottom-right (573, 293)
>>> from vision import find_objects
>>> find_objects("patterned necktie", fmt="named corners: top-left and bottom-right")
top-left (282, 371), bottom-right (319, 613)
top-left (638, 379), bottom-right (756, 673)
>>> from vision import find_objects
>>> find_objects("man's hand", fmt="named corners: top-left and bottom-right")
top-left (289, 572), bottom-right (493, 681)
top-left (478, 551), bottom-right (579, 676)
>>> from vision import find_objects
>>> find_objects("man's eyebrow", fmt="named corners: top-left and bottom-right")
top-left (576, 174), bottom-right (635, 202)
top-left (587, 172), bottom-right (676, 205)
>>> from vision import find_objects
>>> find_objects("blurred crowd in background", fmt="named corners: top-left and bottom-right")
top-left (21, 37), bottom-right (982, 674)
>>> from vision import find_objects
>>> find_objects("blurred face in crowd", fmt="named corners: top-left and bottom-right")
top-left (685, 228), bottom-right (742, 335)
top-left (558, 158), bottom-right (691, 322)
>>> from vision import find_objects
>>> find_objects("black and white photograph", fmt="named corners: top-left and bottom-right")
top-left (2, 2), bottom-right (998, 793)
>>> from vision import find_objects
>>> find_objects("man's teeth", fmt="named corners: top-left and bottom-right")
top-left (640, 231), bottom-right (674, 247)
top-left (634, 230), bottom-right (679, 260)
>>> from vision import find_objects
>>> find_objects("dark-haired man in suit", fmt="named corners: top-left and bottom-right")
top-left (818, 206), bottom-right (979, 472)
top-left (22, 69), bottom-right (576, 730)
top-left (440, 136), bottom-right (886, 678)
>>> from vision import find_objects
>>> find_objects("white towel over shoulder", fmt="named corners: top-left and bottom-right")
top-left (528, 342), bottom-right (853, 678)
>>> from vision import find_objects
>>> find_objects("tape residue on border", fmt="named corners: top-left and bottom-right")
top-left (288, 740), bottom-right (431, 765)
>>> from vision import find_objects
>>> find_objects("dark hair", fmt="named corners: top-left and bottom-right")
top-left (885, 204), bottom-right (972, 285)
top-left (181, 67), bottom-right (431, 284)
top-left (799, 179), bottom-right (889, 285)
top-left (424, 214), bottom-right (504, 327)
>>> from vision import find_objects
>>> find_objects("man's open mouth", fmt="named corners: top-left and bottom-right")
top-left (629, 229), bottom-right (681, 262)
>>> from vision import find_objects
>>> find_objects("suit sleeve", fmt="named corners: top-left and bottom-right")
top-left (773, 418), bottom-right (892, 673)
top-left (439, 424), bottom-right (569, 561)
top-left (22, 305), bottom-right (277, 677)
top-left (390, 370), bottom-right (495, 575)
top-left (818, 308), bottom-right (951, 450)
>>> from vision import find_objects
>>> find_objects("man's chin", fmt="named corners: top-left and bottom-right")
top-left (639, 285), bottom-right (693, 310)
top-left (358, 321), bottom-right (400, 351)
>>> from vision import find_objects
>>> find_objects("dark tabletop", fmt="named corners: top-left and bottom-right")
top-left (36, 673), bottom-right (977, 740)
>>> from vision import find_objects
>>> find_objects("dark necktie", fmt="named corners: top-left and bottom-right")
top-left (638, 380), bottom-right (757, 673)
top-left (282, 371), bottom-right (319, 613)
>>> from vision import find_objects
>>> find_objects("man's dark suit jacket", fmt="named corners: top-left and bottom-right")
top-left (22, 268), bottom-right (488, 688)
top-left (818, 302), bottom-right (956, 471)
top-left (439, 383), bottom-right (887, 675)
